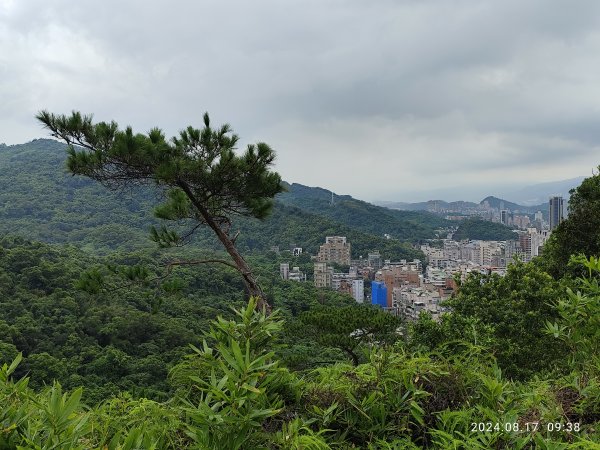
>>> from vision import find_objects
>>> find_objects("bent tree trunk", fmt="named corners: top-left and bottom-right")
top-left (177, 181), bottom-right (271, 313)
top-left (345, 347), bottom-right (360, 367)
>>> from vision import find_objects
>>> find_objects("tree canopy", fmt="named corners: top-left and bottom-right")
top-left (37, 111), bottom-right (284, 310)
top-left (452, 217), bottom-right (518, 241)
top-left (541, 168), bottom-right (600, 278)
top-left (299, 304), bottom-right (401, 366)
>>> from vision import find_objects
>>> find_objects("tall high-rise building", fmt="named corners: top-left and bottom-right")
top-left (500, 209), bottom-right (509, 225)
top-left (316, 236), bottom-right (351, 265)
top-left (549, 196), bottom-right (564, 230)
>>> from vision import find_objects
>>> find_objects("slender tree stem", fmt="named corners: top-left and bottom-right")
top-left (176, 180), bottom-right (271, 313)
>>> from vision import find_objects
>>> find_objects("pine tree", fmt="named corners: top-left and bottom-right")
top-left (37, 110), bottom-right (284, 311)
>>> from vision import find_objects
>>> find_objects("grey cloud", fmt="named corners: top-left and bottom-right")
top-left (1, 0), bottom-right (600, 201)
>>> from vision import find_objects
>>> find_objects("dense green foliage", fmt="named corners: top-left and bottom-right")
top-left (410, 261), bottom-right (566, 380)
top-left (299, 304), bottom-right (401, 366)
top-left (2, 263), bottom-right (600, 448)
top-left (452, 217), bottom-right (518, 241)
top-left (0, 236), bottom-right (230, 403)
top-left (0, 236), bottom-right (360, 404)
top-left (542, 168), bottom-right (600, 278)
top-left (1, 234), bottom-right (599, 448)
top-left (0, 139), bottom-right (155, 253)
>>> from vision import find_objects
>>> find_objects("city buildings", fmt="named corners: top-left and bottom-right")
top-left (280, 263), bottom-right (289, 280)
top-left (296, 223), bottom-right (554, 321)
top-left (393, 286), bottom-right (444, 321)
top-left (280, 263), bottom-right (306, 282)
top-left (374, 260), bottom-right (422, 307)
top-left (368, 251), bottom-right (382, 269)
top-left (313, 261), bottom-right (364, 303)
top-left (352, 279), bottom-right (364, 303)
top-left (288, 267), bottom-right (307, 282)
top-left (517, 228), bottom-right (551, 262)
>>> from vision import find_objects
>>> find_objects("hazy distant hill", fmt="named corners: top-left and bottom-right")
top-left (376, 199), bottom-right (479, 211)
top-left (377, 195), bottom-right (550, 217)
top-left (376, 177), bottom-right (585, 217)
top-left (501, 177), bottom-right (584, 205)
top-left (0, 139), bottom-right (427, 260)
top-left (479, 196), bottom-right (547, 215)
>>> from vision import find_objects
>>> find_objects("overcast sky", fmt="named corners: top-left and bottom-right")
top-left (1, 0), bottom-right (600, 202)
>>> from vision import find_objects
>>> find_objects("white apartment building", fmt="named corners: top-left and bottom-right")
top-left (352, 279), bottom-right (364, 303)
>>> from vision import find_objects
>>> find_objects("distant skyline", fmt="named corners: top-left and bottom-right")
top-left (1, 1), bottom-right (600, 202)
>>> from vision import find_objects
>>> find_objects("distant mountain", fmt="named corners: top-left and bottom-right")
top-left (376, 199), bottom-right (479, 212)
top-left (500, 177), bottom-right (584, 206)
top-left (479, 196), bottom-right (546, 215)
top-left (378, 177), bottom-right (586, 216)
top-left (0, 139), bottom-right (429, 261)
top-left (376, 195), bottom-right (551, 217)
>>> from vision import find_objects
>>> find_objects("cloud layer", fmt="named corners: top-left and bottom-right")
top-left (1, 0), bottom-right (600, 201)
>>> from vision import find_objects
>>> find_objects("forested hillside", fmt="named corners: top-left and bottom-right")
top-left (0, 140), bottom-right (426, 261)
top-left (233, 204), bottom-right (423, 261)
top-left (0, 139), bottom-right (156, 252)
top-left (452, 217), bottom-right (519, 241)
top-left (2, 254), bottom-right (600, 448)
top-left (279, 182), bottom-right (450, 241)
top-left (0, 236), bottom-right (355, 404)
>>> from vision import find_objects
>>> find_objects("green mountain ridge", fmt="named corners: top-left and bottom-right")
top-left (0, 139), bottom-right (434, 261)
top-left (279, 182), bottom-right (451, 241)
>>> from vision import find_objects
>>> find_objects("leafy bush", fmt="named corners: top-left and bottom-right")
top-left (1, 263), bottom-right (599, 448)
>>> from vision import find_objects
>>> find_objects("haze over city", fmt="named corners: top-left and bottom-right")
top-left (1, 0), bottom-right (599, 201)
